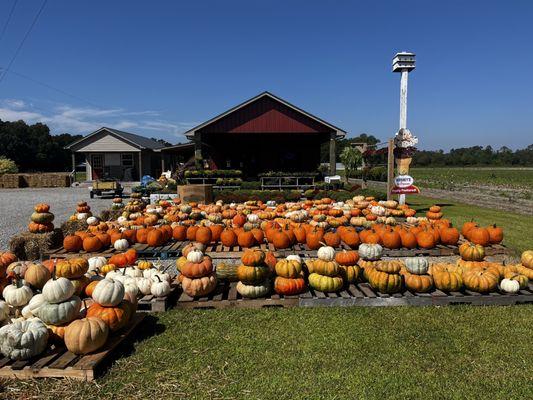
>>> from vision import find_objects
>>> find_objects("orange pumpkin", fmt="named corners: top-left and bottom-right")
top-left (63, 235), bottom-right (83, 252)
top-left (195, 226), bottom-right (212, 245)
top-left (147, 229), bottom-right (164, 247)
top-left (83, 235), bottom-right (103, 252)
top-left (172, 225), bottom-right (187, 241)
top-left (220, 228), bottom-right (237, 247)
top-left (468, 227), bottom-right (490, 246)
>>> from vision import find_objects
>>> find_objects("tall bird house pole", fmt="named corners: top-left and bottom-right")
top-left (392, 52), bottom-right (416, 205)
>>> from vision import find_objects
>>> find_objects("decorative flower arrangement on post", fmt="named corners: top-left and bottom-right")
top-left (393, 128), bottom-right (418, 175)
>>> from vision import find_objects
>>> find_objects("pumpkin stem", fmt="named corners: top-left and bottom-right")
top-left (155, 275), bottom-right (162, 283)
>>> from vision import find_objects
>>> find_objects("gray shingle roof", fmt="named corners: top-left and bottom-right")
top-left (104, 127), bottom-right (165, 150)
top-left (65, 127), bottom-right (165, 150)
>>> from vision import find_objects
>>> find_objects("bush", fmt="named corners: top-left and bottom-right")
top-left (214, 190), bottom-right (302, 203)
top-left (349, 166), bottom-right (387, 182)
top-left (240, 181), bottom-right (262, 190)
top-left (0, 157), bottom-right (18, 175)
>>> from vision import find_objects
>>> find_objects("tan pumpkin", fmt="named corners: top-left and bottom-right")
top-left (64, 317), bottom-right (109, 355)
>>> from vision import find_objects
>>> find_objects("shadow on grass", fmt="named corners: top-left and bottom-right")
top-left (96, 314), bottom-right (165, 379)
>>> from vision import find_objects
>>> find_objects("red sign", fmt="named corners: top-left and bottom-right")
top-left (391, 184), bottom-right (420, 195)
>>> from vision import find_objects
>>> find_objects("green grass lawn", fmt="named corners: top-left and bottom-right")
top-left (4, 306), bottom-right (532, 400)
top-left (408, 195), bottom-right (532, 253)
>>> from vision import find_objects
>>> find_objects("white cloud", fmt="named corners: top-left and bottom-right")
top-left (0, 98), bottom-right (192, 142)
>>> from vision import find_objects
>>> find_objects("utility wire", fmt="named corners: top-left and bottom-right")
top-left (0, 0), bottom-right (18, 45)
top-left (3, 68), bottom-right (104, 109)
top-left (0, 0), bottom-right (47, 85)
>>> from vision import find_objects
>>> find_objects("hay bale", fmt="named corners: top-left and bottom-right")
top-left (100, 209), bottom-right (122, 221)
top-left (9, 229), bottom-right (63, 260)
top-left (0, 174), bottom-right (24, 188)
top-left (61, 220), bottom-right (88, 236)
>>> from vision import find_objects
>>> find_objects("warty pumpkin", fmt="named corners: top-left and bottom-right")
top-left (308, 273), bottom-right (343, 293)
top-left (404, 273), bottom-right (433, 293)
top-left (274, 276), bottom-right (306, 295)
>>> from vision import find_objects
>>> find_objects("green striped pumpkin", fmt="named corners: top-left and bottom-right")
top-left (215, 262), bottom-right (239, 282)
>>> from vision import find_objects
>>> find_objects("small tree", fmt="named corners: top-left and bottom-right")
top-left (0, 157), bottom-right (18, 175)
top-left (339, 146), bottom-right (361, 181)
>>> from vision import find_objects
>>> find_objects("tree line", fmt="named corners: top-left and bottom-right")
top-left (322, 134), bottom-right (533, 167)
top-left (0, 119), bottom-right (81, 172)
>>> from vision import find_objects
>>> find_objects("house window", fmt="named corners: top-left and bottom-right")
top-left (121, 153), bottom-right (134, 167)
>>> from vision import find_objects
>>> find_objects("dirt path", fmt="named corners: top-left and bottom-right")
top-left (349, 179), bottom-right (533, 215)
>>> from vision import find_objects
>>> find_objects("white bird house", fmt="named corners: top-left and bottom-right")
top-left (392, 52), bottom-right (416, 72)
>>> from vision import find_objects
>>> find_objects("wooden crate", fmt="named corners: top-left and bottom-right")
top-left (0, 313), bottom-right (145, 381)
top-left (176, 281), bottom-right (299, 310)
top-left (137, 278), bottom-right (180, 312)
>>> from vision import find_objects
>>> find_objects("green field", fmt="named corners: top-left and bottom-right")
top-left (4, 306), bottom-right (532, 400)
top-left (410, 167), bottom-right (533, 192)
top-left (409, 195), bottom-right (531, 253)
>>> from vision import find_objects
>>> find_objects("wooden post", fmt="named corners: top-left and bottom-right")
top-left (387, 139), bottom-right (394, 201)
top-left (194, 132), bottom-right (202, 169)
top-left (138, 152), bottom-right (143, 181)
top-left (329, 132), bottom-right (336, 175)
top-left (71, 153), bottom-right (76, 182)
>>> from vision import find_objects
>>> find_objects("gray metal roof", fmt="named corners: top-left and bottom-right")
top-left (65, 127), bottom-right (166, 150)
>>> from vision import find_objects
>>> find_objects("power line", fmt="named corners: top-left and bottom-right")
top-left (3, 68), bottom-right (105, 109)
top-left (0, 0), bottom-right (47, 85)
top-left (0, 0), bottom-right (18, 45)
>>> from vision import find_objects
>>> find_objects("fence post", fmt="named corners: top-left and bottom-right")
top-left (386, 139), bottom-right (394, 201)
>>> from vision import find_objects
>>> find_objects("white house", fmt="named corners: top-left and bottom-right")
top-left (66, 127), bottom-right (165, 181)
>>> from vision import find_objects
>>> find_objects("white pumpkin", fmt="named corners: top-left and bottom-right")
top-left (88, 256), bottom-right (107, 272)
top-left (123, 280), bottom-right (139, 298)
top-left (34, 296), bottom-right (81, 325)
top-left (136, 277), bottom-right (152, 295)
top-left (92, 279), bottom-right (125, 307)
top-left (125, 267), bottom-right (143, 278)
top-left (117, 216), bottom-right (128, 224)
top-left (358, 243), bottom-right (383, 261)
top-left (317, 246), bottom-right (335, 262)
top-left (186, 249), bottom-right (204, 263)
top-left (21, 294), bottom-right (45, 319)
top-left (153, 272), bottom-right (171, 283)
top-left (0, 319), bottom-right (49, 360)
top-left (77, 212), bottom-right (89, 220)
top-left (404, 257), bottom-right (429, 275)
top-left (151, 276), bottom-right (171, 297)
top-left (86, 216), bottom-right (99, 226)
top-left (113, 239), bottom-right (130, 251)
top-left (247, 214), bottom-right (259, 223)
top-left (0, 301), bottom-right (9, 321)
top-left (286, 255), bottom-right (303, 264)
top-left (370, 205), bottom-right (386, 216)
top-left (2, 282), bottom-right (33, 307)
top-left (143, 268), bottom-right (158, 279)
top-left (500, 278), bottom-right (520, 294)
top-left (42, 277), bottom-right (75, 304)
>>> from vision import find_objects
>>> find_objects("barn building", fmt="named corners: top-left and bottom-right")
top-left (161, 92), bottom-right (346, 177)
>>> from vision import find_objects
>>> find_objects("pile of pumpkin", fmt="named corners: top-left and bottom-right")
top-left (0, 249), bottom-right (174, 361)
top-left (28, 203), bottom-right (55, 234)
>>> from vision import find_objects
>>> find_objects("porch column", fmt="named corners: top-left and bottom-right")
top-left (71, 152), bottom-right (75, 182)
top-left (161, 155), bottom-right (165, 174)
top-left (138, 151), bottom-right (143, 181)
top-left (329, 132), bottom-right (336, 175)
top-left (194, 132), bottom-right (202, 169)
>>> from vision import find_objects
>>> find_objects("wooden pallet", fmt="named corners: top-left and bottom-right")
top-left (137, 279), bottom-right (180, 312)
top-left (175, 281), bottom-right (299, 309)
top-left (0, 313), bottom-right (145, 381)
top-left (298, 282), bottom-right (533, 307)
top-left (175, 281), bottom-right (533, 309)
top-left (45, 238), bottom-right (510, 260)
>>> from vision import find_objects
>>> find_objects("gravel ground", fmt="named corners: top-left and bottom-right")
top-left (0, 187), bottom-right (114, 250)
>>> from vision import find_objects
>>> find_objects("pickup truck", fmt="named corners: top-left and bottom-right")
top-left (89, 179), bottom-right (123, 198)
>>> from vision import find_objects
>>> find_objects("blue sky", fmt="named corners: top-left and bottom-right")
top-left (0, 0), bottom-right (531, 150)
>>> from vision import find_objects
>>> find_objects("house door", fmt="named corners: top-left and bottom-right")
top-left (91, 154), bottom-right (104, 179)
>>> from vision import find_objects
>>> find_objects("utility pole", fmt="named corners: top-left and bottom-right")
top-left (392, 52), bottom-right (416, 205)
